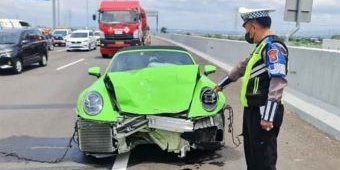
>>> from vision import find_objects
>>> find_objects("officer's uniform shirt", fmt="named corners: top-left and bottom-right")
top-left (226, 40), bottom-right (288, 102)
top-left (219, 7), bottom-right (288, 103)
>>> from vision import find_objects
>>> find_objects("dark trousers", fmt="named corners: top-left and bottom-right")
top-left (243, 104), bottom-right (284, 170)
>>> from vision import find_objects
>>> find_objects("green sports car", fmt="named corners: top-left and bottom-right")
top-left (75, 46), bottom-right (227, 158)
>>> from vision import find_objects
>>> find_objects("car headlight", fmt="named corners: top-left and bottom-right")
top-left (83, 91), bottom-right (103, 116)
top-left (83, 40), bottom-right (89, 43)
top-left (200, 87), bottom-right (218, 112)
top-left (133, 30), bottom-right (139, 38)
top-left (0, 50), bottom-right (14, 58)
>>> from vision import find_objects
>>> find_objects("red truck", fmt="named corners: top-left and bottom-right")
top-left (93, 0), bottom-right (148, 58)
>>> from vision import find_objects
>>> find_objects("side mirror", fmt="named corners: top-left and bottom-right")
top-left (204, 65), bottom-right (216, 76)
top-left (88, 67), bottom-right (101, 78)
top-left (21, 39), bottom-right (30, 44)
top-left (92, 14), bottom-right (97, 21)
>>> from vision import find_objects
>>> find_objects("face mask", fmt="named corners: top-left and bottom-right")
top-left (245, 32), bottom-right (254, 44)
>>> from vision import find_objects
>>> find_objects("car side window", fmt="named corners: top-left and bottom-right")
top-left (89, 32), bottom-right (93, 37)
top-left (34, 31), bottom-right (44, 40)
top-left (33, 31), bottom-right (44, 40)
top-left (23, 32), bottom-right (32, 41)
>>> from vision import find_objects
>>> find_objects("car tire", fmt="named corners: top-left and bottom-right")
top-left (13, 59), bottom-right (23, 74)
top-left (49, 45), bottom-right (54, 51)
top-left (39, 54), bottom-right (48, 67)
top-left (102, 54), bottom-right (109, 58)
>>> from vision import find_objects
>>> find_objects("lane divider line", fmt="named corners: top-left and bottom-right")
top-left (112, 152), bottom-right (130, 170)
top-left (55, 48), bottom-right (66, 52)
top-left (56, 59), bottom-right (85, 71)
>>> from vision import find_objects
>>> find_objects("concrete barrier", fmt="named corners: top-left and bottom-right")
top-left (155, 33), bottom-right (340, 140)
top-left (322, 39), bottom-right (340, 51)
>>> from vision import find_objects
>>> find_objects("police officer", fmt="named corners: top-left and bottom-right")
top-left (214, 7), bottom-right (288, 170)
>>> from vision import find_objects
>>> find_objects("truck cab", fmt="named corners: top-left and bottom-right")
top-left (94, 1), bottom-right (147, 58)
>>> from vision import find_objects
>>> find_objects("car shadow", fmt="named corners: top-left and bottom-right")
top-left (0, 64), bottom-right (42, 76)
top-left (94, 55), bottom-right (112, 60)
top-left (0, 69), bottom-right (15, 76)
top-left (66, 50), bottom-right (94, 53)
top-left (128, 144), bottom-right (242, 168)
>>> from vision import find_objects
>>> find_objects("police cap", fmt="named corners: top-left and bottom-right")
top-left (239, 7), bottom-right (275, 27)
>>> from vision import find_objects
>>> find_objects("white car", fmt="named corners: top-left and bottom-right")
top-left (94, 30), bottom-right (101, 46)
top-left (66, 30), bottom-right (96, 51)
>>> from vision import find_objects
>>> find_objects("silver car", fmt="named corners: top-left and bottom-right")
top-left (66, 30), bottom-right (97, 51)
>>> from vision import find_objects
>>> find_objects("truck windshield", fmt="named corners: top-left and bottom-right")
top-left (100, 11), bottom-right (138, 24)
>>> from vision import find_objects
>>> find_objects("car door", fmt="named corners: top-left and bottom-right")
top-left (32, 30), bottom-right (47, 62)
top-left (20, 31), bottom-right (35, 65)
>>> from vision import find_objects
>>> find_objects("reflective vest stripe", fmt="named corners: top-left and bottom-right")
top-left (253, 77), bottom-right (260, 94)
top-left (240, 41), bottom-right (267, 107)
top-left (251, 63), bottom-right (266, 74)
top-left (250, 68), bottom-right (267, 79)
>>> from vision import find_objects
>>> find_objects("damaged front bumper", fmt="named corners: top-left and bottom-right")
top-left (76, 113), bottom-right (225, 158)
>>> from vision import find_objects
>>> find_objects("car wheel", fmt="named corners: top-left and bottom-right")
top-left (49, 45), bottom-right (54, 51)
top-left (13, 59), bottom-right (23, 74)
top-left (39, 54), bottom-right (48, 67)
top-left (102, 54), bottom-right (109, 58)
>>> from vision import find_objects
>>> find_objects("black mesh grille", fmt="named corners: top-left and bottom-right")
top-left (77, 119), bottom-right (115, 153)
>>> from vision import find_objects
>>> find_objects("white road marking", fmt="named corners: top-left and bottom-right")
top-left (30, 146), bottom-right (67, 149)
top-left (55, 48), bottom-right (66, 52)
top-left (56, 59), bottom-right (84, 71)
top-left (112, 152), bottom-right (130, 170)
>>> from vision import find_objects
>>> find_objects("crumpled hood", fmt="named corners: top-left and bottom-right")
top-left (107, 65), bottom-right (199, 114)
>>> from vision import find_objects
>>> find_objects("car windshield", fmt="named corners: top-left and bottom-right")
top-left (70, 32), bottom-right (88, 38)
top-left (53, 30), bottom-right (67, 37)
top-left (94, 32), bottom-right (100, 36)
top-left (0, 32), bottom-right (20, 44)
top-left (100, 10), bottom-right (138, 24)
top-left (109, 50), bottom-right (195, 72)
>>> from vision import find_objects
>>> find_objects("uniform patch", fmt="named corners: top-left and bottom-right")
top-left (267, 49), bottom-right (279, 63)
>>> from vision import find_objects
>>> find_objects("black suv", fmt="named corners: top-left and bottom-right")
top-left (0, 28), bottom-right (48, 74)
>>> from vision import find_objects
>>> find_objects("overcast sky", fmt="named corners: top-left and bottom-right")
top-left (0, 0), bottom-right (339, 36)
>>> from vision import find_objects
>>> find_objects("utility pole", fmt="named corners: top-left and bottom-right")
top-left (57, 0), bottom-right (60, 27)
top-left (86, 0), bottom-right (89, 29)
top-left (52, 0), bottom-right (56, 28)
top-left (68, 9), bottom-right (72, 27)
